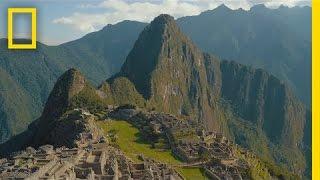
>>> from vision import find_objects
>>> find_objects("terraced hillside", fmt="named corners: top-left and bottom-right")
top-left (97, 120), bottom-right (207, 180)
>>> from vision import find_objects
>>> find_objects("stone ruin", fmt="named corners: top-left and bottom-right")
top-left (0, 106), bottom-right (256, 179)
top-left (0, 142), bottom-right (183, 180)
top-left (106, 106), bottom-right (251, 179)
top-left (0, 108), bottom-right (183, 180)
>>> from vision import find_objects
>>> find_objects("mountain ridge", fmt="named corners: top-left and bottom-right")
top-left (0, 5), bottom-right (310, 143)
top-left (177, 5), bottom-right (311, 106)
top-left (1, 13), bottom-right (309, 175)
top-left (101, 14), bottom-right (309, 175)
top-left (0, 7), bottom-right (311, 177)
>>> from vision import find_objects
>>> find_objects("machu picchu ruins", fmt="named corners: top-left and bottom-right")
top-left (0, 105), bottom-right (298, 179)
top-left (0, 109), bottom-right (184, 180)
top-left (108, 106), bottom-right (251, 179)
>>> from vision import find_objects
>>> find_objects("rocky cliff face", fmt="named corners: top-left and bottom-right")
top-left (119, 15), bottom-right (216, 129)
top-left (177, 5), bottom-right (311, 106)
top-left (218, 61), bottom-right (306, 147)
top-left (108, 14), bottom-right (309, 174)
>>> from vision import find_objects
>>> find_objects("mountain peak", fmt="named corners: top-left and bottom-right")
top-left (147, 14), bottom-right (179, 34)
top-left (41, 68), bottom-right (86, 119)
top-left (199, 4), bottom-right (231, 16)
top-left (63, 67), bottom-right (79, 74)
top-left (119, 14), bottom-right (199, 98)
top-left (151, 14), bottom-right (175, 25)
top-left (216, 4), bottom-right (231, 10)
top-left (250, 4), bottom-right (268, 11)
top-left (16, 68), bottom-right (89, 147)
top-left (61, 68), bottom-right (83, 81)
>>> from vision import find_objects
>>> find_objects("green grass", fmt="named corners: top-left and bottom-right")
top-left (177, 167), bottom-right (208, 180)
top-left (97, 120), bottom-right (207, 179)
top-left (98, 120), bottom-right (180, 164)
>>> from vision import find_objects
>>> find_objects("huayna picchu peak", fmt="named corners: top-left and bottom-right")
top-left (0, 14), bottom-right (310, 179)
top-left (120, 14), bottom-right (203, 100)
top-left (152, 14), bottom-right (176, 25)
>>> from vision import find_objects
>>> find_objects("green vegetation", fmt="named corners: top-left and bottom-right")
top-left (98, 120), bottom-right (180, 164)
top-left (177, 5), bottom-right (311, 106)
top-left (106, 77), bottom-right (146, 107)
top-left (228, 116), bottom-right (306, 176)
top-left (176, 167), bottom-right (208, 180)
top-left (97, 120), bottom-right (207, 179)
top-left (227, 115), bottom-right (274, 162)
top-left (233, 146), bottom-right (300, 180)
top-left (70, 84), bottom-right (108, 113)
top-left (0, 67), bottom-right (37, 142)
top-left (0, 21), bottom-right (146, 143)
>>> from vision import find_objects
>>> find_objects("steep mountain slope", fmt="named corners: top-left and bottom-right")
top-left (0, 67), bottom-right (36, 142)
top-left (0, 21), bottom-right (146, 143)
top-left (102, 14), bottom-right (309, 175)
top-left (1, 68), bottom-right (299, 179)
top-left (177, 4), bottom-right (311, 105)
top-left (0, 69), bottom-right (104, 154)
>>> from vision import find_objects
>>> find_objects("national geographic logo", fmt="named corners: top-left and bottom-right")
top-left (7, 8), bottom-right (37, 49)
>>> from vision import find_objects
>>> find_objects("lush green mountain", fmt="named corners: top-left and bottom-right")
top-left (0, 21), bottom-right (146, 143)
top-left (0, 68), bottom-right (299, 179)
top-left (0, 14), bottom-right (310, 177)
top-left (0, 67), bottom-right (36, 142)
top-left (0, 6), bottom-right (311, 177)
top-left (0, 5), bottom-right (310, 144)
top-left (103, 14), bottom-right (309, 176)
top-left (177, 4), bottom-right (311, 106)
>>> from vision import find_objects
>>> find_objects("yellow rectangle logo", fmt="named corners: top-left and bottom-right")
top-left (7, 8), bottom-right (37, 49)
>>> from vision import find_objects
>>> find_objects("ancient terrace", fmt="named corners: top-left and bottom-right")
top-left (108, 105), bottom-right (250, 179)
top-left (0, 109), bottom-right (183, 180)
top-left (0, 105), bottom-right (261, 179)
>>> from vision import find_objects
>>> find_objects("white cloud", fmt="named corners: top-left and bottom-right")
top-left (53, 13), bottom-right (108, 32)
top-left (263, 0), bottom-right (310, 8)
top-left (54, 0), bottom-right (204, 32)
top-left (53, 0), bottom-right (311, 33)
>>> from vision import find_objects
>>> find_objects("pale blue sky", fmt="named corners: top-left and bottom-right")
top-left (0, 0), bottom-right (311, 45)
